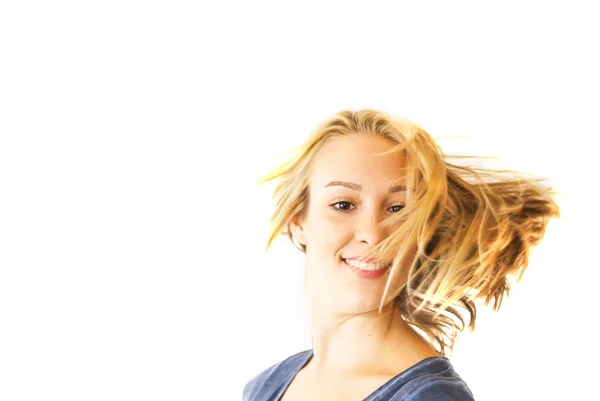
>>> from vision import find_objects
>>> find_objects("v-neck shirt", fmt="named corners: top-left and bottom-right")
top-left (242, 349), bottom-right (475, 400)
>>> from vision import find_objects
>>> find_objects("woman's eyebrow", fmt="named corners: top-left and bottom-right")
top-left (325, 181), bottom-right (406, 193)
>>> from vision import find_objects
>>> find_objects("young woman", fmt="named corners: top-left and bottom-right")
top-left (243, 109), bottom-right (560, 401)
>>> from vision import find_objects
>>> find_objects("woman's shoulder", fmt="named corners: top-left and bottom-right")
top-left (242, 349), bottom-right (312, 401)
top-left (381, 356), bottom-right (475, 401)
top-left (242, 351), bottom-right (475, 401)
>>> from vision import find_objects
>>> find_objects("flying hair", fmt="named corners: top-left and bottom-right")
top-left (256, 109), bottom-right (561, 357)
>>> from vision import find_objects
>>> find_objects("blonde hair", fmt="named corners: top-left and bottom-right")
top-left (257, 109), bottom-right (560, 357)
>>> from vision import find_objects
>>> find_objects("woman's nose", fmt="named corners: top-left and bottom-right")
top-left (354, 209), bottom-right (386, 245)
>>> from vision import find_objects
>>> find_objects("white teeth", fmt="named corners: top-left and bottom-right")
top-left (344, 259), bottom-right (389, 271)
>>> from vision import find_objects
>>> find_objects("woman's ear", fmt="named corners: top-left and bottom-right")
top-left (289, 213), bottom-right (306, 246)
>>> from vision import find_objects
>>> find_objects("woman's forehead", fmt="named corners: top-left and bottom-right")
top-left (310, 135), bottom-right (407, 189)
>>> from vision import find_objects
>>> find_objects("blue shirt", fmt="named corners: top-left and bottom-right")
top-left (243, 349), bottom-right (475, 400)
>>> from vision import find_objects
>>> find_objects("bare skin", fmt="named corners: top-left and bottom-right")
top-left (286, 135), bottom-right (440, 400)
top-left (280, 305), bottom-right (439, 401)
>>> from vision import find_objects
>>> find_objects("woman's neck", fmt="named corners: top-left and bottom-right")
top-left (305, 300), bottom-right (439, 377)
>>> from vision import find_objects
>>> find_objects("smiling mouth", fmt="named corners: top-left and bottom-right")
top-left (342, 258), bottom-right (391, 271)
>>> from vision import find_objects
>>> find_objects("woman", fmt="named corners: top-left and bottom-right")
top-left (243, 110), bottom-right (560, 400)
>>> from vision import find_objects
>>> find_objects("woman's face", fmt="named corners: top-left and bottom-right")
top-left (291, 134), bottom-right (411, 313)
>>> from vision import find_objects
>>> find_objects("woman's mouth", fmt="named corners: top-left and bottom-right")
top-left (342, 258), bottom-right (391, 279)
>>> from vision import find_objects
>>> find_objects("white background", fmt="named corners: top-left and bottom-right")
top-left (1, 1), bottom-right (598, 400)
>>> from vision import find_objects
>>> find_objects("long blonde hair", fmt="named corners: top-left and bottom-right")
top-left (257, 109), bottom-right (560, 357)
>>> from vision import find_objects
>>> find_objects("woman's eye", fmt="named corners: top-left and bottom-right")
top-left (329, 202), bottom-right (405, 213)
top-left (389, 204), bottom-right (405, 213)
top-left (331, 201), bottom-right (354, 211)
